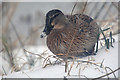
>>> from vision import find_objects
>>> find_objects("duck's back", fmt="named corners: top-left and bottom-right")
top-left (47, 14), bottom-right (99, 59)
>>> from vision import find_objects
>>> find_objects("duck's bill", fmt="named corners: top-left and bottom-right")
top-left (40, 32), bottom-right (47, 38)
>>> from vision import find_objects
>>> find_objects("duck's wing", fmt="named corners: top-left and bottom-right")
top-left (65, 14), bottom-right (100, 55)
top-left (65, 14), bottom-right (99, 27)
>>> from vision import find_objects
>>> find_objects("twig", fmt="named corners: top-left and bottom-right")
top-left (71, 0), bottom-right (78, 15)
top-left (4, 3), bottom-right (18, 32)
top-left (95, 68), bottom-right (101, 72)
top-left (2, 66), bottom-right (7, 75)
top-left (92, 67), bottom-right (120, 80)
top-left (10, 21), bottom-right (24, 50)
top-left (2, 39), bottom-right (14, 67)
top-left (24, 49), bottom-right (45, 59)
top-left (0, 48), bottom-right (4, 53)
top-left (105, 67), bottom-right (117, 79)
top-left (112, 2), bottom-right (119, 11)
top-left (8, 19), bottom-right (31, 65)
top-left (19, 62), bottom-right (28, 70)
top-left (105, 67), bottom-right (110, 79)
top-left (22, 71), bottom-right (32, 80)
top-left (42, 55), bottom-right (61, 68)
top-left (80, 75), bottom-right (89, 80)
top-left (77, 60), bottom-right (100, 67)
top-left (43, 57), bottom-right (52, 68)
top-left (65, 36), bottom-right (75, 72)
top-left (82, 66), bottom-right (88, 70)
top-left (78, 67), bottom-right (81, 78)
top-left (89, 2), bottom-right (98, 16)
top-left (63, 76), bottom-right (68, 80)
top-left (54, 56), bottom-right (63, 64)
top-left (43, 55), bottom-right (54, 65)
top-left (10, 65), bottom-right (20, 73)
top-left (42, 57), bottom-right (62, 68)
top-left (100, 59), bottom-right (104, 68)
top-left (6, 3), bottom-right (32, 64)
top-left (65, 0), bottom-right (89, 73)
top-left (67, 61), bottom-right (74, 76)
top-left (102, 2), bottom-right (112, 20)
top-left (81, 0), bottom-right (88, 14)
top-left (76, 62), bottom-right (81, 68)
top-left (94, 2), bottom-right (107, 19)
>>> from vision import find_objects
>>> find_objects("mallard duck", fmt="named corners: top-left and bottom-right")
top-left (40, 9), bottom-right (99, 59)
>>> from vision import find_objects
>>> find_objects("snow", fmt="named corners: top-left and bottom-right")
top-left (1, 34), bottom-right (119, 78)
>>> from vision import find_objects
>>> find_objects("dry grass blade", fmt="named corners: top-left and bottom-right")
top-left (95, 68), bottom-right (101, 72)
top-left (42, 55), bottom-right (63, 68)
top-left (100, 59), bottom-right (104, 68)
top-left (0, 48), bottom-right (4, 53)
top-left (71, 0), bottom-right (78, 15)
top-left (19, 62), bottom-right (28, 70)
top-left (54, 56), bottom-right (63, 64)
top-left (112, 2), bottom-right (118, 10)
top-left (78, 67), bottom-right (81, 78)
top-left (43, 63), bottom-right (51, 68)
top-left (77, 60), bottom-right (100, 67)
top-left (22, 71), bottom-right (32, 80)
top-left (65, 0), bottom-right (89, 72)
top-left (42, 55), bottom-right (57, 68)
top-left (67, 61), bottom-right (74, 76)
top-left (81, 0), bottom-right (88, 14)
top-left (65, 36), bottom-right (75, 72)
top-left (4, 3), bottom-right (18, 31)
top-left (105, 67), bottom-right (117, 79)
top-left (24, 49), bottom-right (45, 59)
top-left (94, 2), bottom-right (107, 19)
top-left (82, 66), bottom-right (87, 70)
top-left (80, 75), bottom-right (89, 80)
top-left (105, 67), bottom-right (110, 79)
top-left (43, 58), bottom-right (52, 68)
top-left (2, 66), bottom-right (7, 75)
top-left (10, 21), bottom-right (24, 48)
top-left (92, 67), bottom-right (120, 80)
top-left (76, 62), bottom-right (81, 68)
top-left (8, 19), bottom-right (31, 64)
top-left (43, 55), bottom-right (54, 65)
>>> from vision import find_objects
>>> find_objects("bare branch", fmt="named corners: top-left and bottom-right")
top-left (92, 67), bottom-right (120, 80)
top-left (24, 49), bottom-right (45, 59)
top-left (81, 0), bottom-right (88, 14)
top-left (2, 66), bottom-right (7, 75)
top-left (71, 0), bottom-right (78, 15)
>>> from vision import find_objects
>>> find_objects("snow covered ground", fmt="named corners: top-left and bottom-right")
top-left (1, 34), bottom-right (119, 79)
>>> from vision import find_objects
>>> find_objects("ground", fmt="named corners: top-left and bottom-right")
top-left (1, 34), bottom-right (119, 79)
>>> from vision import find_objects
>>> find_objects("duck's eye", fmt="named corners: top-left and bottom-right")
top-left (51, 22), bottom-right (54, 26)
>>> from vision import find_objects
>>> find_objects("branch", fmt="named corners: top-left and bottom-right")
top-left (81, 0), bottom-right (88, 14)
top-left (24, 49), bottom-right (45, 59)
top-left (71, 0), bottom-right (78, 15)
top-left (92, 67), bottom-right (120, 80)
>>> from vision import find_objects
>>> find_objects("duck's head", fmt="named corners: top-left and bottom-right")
top-left (40, 9), bottom-right (64, 38)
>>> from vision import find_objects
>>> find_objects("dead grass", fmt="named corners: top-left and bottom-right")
top-left (1, 1), bottom-right (119, 79)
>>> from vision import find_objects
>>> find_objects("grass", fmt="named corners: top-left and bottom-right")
top-left (1, 2), bottom-right (119, 79)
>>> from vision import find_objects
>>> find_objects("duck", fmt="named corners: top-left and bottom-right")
top-left (40, 9), bottom-right (99, 59)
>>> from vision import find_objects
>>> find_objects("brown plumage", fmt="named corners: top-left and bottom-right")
top-left (40, 9), bottom-right (99, 59)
